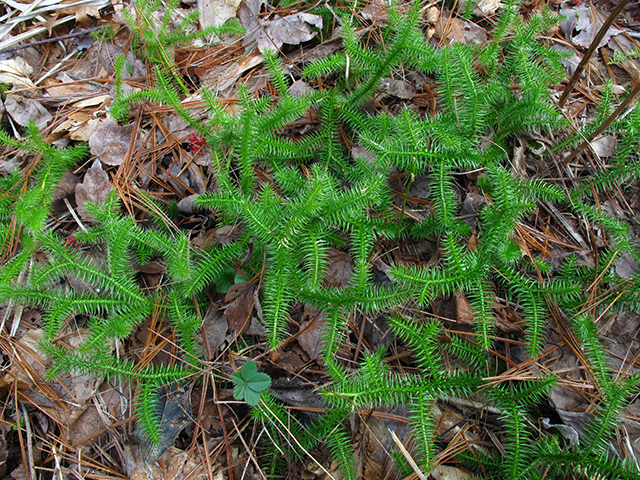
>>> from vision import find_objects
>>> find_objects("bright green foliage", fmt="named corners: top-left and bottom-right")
top-left (231, 361), bottom-right (271, 406)
top-left (112, 0), bottom-right (243, 119)
top-left (0, 122), bottom-right (89, 234)
top-left (573, 316), bottom-right (640, 458)
top-left (2, 1), bottom-right (640, 477)
top-left (492, 378), bottom-right (557, 480)
top-left (0, 187), bottom-right (241, 443)
top-left (123, 0), bottom-right (242, 75)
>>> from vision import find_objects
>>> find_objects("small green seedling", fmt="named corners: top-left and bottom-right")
top-left (231, 361), bottom-right (271, 406)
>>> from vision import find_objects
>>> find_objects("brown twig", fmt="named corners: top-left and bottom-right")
top-left (558, 0), bottom-right (631, 108)
top-left (0, 26), bottom-right (104, 54)
top-left (562, 81), bottom-right (640, 168)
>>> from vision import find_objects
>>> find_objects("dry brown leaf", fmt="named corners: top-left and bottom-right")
top-left (240, 5), bottom-right (323, 53)
top-left (192, 229), bottom-right (217, 250)
top-left (188, 162), bottom-right (206, 193)
top-left (124, 444), bottom-right (211, 480)
top-left (0, 156), bottom-right (19, 176)
top-left (69, 118), bottom-right (105, 141)
top-left (75, 158), bottom-right (113, 221)
top-left (0, 58), bottom-right (35, 89)
top-left (615, 252), bottom-right (638, 279)
top-left (137, 262), bottom-right (165, 289)
top-left (425, 6), bottom-right (440, 23)
top-left (201, 53), bottom-right (264, 94)
top-left (213, 224), bottom-right (245, 244)
top-left (162, 163), bottom-right (191, 192)
top-left (135, 383), bottom-right (193, 464)
top-left (193, 225), bottom-right (245, 250)
top-left (53, 111), bottom-right (90, 134)
top-left (4, 95), bottom-right (52, 128)
top-left (52, 171), bottom-right (80, 201)
top-left (462, 22), bottom-right (488, 45)
top-left (72, 94), bottom-right (111, 109)
top-left (493, 304), bottom-right (524, 335)
top-left (237, 0), bottom-right (265, 30)
top-left (455, 290), bottom-right (473, 325)
top-left (67, 405), bottom-right (103, 447)
top-left (297, 305), bottom-right (326, 360)
top-left (607, 34), bottom-right (640, 80)
top-left (201, 303), bottom-right (228, 358)
top-left (591, 135), bottom-right (617, 158)
top-left (379, 78), bottom-right (416, 99)
top-left (430, 465), bottom-right (475, 480)
top-left (361, 0), bottom-right (389, 25)
top-left (561, 6), bottom-right (621, 48)
top-left (300, 35), bottom-right (344, 64)
top-left (88, 121), bottom-right (134, 166)
top-left (436, 17), bottom-right (467, 44)
top-left (198, 0), bottom-right (242, 28)
top-left (289, 80), bottom-right (314, 97)
top-left (0, 430), bottom-right (6, 478)
top-left (0, 330), bottom-right (48, 389)
top-left (69, 42), bottom-right (123, 79)
top-left (177, 194), bottom-right (199, 214)
top-left (57, 0), bottom-right (108, 25)
top-left (137, 262), bottom-right (166, 275)
top-left (192, 389), bottom-right (225, 433)
top-left (224, 282), bottom-right (255, 333)
top-left (324, 249), bottom-right (353, 287)
top-left (435, 404), bottom-right (466, 442)
top-left (262, 13), bottom-right (322, 51)
top-left (435, 18), bottom-right (487, 45)
top-left (8, 463), bottom-right (28, 480)
top-left (54, 112), bottom-right (107, 142)
top-left (473, 0), bottom-right (502, 15)
top-left (358, 407), bottom-right (410, 480)
top-left (0, 330), bottom-right (104, 428)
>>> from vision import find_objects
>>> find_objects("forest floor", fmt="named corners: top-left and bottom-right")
top-left (1, 0), bottom-right (640, 479)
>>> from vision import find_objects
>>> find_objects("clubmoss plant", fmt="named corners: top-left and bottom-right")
top-left (122, 0), bottom-right (242, 94)
top-left (1, 1), bottom-right (639, 478)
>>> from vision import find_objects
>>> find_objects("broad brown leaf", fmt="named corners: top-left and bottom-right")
top-left (224, 282), bottom-right (255, 333)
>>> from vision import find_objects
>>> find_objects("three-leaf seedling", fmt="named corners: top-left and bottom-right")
top-left (231, 361), bottom-right (271, 406)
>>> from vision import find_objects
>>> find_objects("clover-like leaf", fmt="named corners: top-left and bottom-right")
top-left (243, 387), bottom-right (261, 406)
top-left (231, 361), bottom-right (271, 406)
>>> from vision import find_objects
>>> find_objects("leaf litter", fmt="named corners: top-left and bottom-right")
top-left (0, 0), bottom-right (640, 478)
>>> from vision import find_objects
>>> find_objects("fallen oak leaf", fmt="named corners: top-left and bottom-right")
top-left (239, 8), bottom-right (323, 53)
top-left (224, 282), bottom-right (255, 333)
top-left (75, 158), bottom-right (113, 221)
top-left (88, 121), bottom-right (136, 166)
top-left (4, 95), bottom-right (52, 128)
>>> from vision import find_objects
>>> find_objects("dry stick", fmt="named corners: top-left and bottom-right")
top-left (558, 0), bottom-right (631, 108)
top-left (562, 81), bottom-right (640, 168)
top-left (21, 404), bottom-right (37, 480)
top-left (230, 418), bottom-right (267, 480)
top-left (388, 429), bottom-right (428, 480)
top-left (13, 389), bottom-right (29, 480)
top-left (0, 26), bottom-right (104, 54)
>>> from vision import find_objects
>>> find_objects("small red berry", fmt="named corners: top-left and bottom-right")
top-left (64, 235), bottom-right (77, 247)
top-left (187, 133), bottom-right (207, 154)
